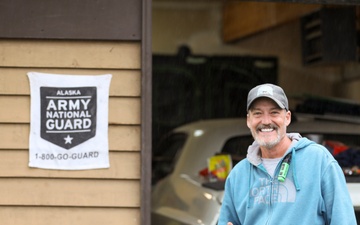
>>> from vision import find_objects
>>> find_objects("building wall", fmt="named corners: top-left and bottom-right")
top-left (0, 40), bottom-right (142, 225)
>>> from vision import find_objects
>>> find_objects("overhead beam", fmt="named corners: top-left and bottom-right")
top-left (222, 1), bottom-right (321, 42)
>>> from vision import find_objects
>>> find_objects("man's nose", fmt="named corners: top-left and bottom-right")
top-left (261, 113), bottom-right (272, 124)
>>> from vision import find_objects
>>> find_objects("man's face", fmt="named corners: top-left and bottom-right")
top-left (247, 97), bottom-right (291, 149)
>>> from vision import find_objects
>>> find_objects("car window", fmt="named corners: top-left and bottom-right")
top-left (220, 135), bottom-right (254, 166)
top-left (199, 135), bottom-right (253, 190)
top-left (152, 132), bottom-right (188, 185)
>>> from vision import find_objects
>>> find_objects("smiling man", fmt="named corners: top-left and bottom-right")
top-left (218, 84), bottom-right (357, 225)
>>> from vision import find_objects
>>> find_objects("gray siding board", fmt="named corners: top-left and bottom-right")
top-left (0, 0), bottom-right (141, 40)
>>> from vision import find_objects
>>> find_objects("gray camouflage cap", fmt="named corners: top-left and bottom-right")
top-left (247, 83), bottom-right (288, 111)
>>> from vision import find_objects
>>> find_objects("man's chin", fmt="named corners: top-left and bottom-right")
top-left (256, 138), bottom-right (279, 149)
top-left (260, 142), bottom-right (278, 149)
top-left (257, 133), bottom-right (277, 141)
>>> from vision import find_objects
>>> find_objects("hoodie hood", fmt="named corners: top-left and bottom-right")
top-left (246, 132), bottom-right (307, 165)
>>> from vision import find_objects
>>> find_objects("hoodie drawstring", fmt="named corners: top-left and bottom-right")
top-left (291, 147), bottom-right (300, 191)
top-left (247, 163), bottom-right (253, 208)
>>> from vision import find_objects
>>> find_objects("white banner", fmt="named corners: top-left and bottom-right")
top-left (28, 72), bottom-right (112, 170)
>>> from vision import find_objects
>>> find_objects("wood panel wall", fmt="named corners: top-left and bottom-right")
top-left (0, 40), bottom-right (142, 225)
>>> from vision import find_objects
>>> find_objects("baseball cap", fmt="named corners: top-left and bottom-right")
top-left (247, 83), bottom-right (288, 111)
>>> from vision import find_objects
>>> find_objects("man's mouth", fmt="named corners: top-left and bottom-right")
top-left (260, 128), bottom-right (274, 132)
top-left (257, 125), bottom-right (278, 133)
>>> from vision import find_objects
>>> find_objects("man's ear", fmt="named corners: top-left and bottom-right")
top-left (285, 110), bottom-right (291, 126)
top-left (246, 113), bottom-right (251, 129)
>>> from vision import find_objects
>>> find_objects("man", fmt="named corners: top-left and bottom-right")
top-left (218, 83), bottom-right (357, 225)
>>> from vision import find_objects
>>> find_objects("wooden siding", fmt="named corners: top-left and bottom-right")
top-left (0, 207), bottom-right (140, 225)
top-left (0, 40), bottom-right (141, 224)
top-left (0, 68), bottom-right (141, 96)
top-left (0, 124), bottom-right (140, 151)
top-left (0, 40), bottom-right (140, 69)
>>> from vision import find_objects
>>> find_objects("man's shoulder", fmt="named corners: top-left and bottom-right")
top-left (296, 139), bottom-right (335, 160)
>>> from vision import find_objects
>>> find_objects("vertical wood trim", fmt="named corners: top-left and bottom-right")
top-left (141, 0), bottom-right (152, 224)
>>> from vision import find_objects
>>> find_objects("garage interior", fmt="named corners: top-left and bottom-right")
top-left (152, 1), bottom-right (360, 150)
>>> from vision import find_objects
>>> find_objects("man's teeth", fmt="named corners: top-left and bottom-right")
top-left (261, 128), bottom-right (273, 132)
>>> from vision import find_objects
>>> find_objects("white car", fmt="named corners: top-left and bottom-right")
top-left (151, 115), bottom-right (360, 225)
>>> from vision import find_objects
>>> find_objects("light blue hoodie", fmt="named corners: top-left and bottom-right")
top-left (219, 133), bottom-right (357, 225)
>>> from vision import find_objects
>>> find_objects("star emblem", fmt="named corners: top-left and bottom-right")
top-left (64, 135), bottom-right (73, 144)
